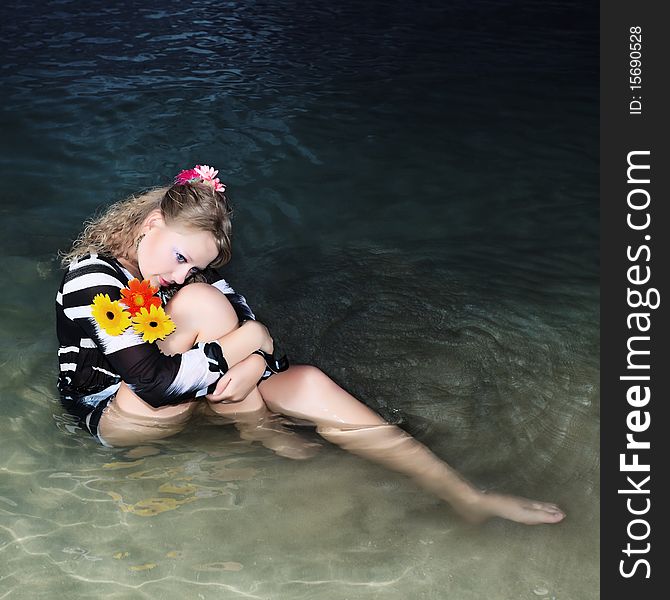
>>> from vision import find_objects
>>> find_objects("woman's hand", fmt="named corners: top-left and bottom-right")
top-left (206, 352), bottom-right (267, 404)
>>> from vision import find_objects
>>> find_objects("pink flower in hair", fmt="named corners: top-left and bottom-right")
top-left (195, 164), bottom-right (226, 192)
top-left (211, 178), bottom-right (226, 192)
top-left (174, 164), bottom-right (226, 192)
top-left (194, 165), bottom-right (218, 180)
top-left (175, 168), bottom-right (199, 185)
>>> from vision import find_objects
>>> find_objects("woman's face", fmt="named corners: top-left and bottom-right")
top-left (137, 213), bottom-right (218, 288)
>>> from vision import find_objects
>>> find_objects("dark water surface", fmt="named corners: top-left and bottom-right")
top-left (1, 1), bottom-right (598, 598)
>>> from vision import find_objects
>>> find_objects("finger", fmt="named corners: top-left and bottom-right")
top-left (214, 376), bottom-right (232, 394)
top-left (206, 390), bottom-right (233, 402)
top-left (206, 379), bottom-right (238, 402)
top-left (209, 396), bottom-right (246, 404)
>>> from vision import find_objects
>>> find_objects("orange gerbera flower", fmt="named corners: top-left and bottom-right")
top-left (120, 278), bottom-right (161, 316)
top-left (131, 305), bottom-right (176, 343)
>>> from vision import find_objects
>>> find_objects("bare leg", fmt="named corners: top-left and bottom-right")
top-left (259, 365), bottom-right (565, 525)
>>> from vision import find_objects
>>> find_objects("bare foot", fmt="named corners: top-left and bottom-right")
top-left (454, 491), bottom-right (565, 525)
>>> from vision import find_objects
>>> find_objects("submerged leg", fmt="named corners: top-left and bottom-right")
top-left (198, 388), bottom-right (320, 459)
top-left (259, 365), bottom-right (565, 525)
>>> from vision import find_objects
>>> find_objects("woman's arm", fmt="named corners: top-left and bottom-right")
top-left (214, 319), bottom-right (273, 368)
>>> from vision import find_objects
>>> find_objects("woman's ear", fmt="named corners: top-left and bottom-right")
top-left (142, 209), bottom-right (165, 232)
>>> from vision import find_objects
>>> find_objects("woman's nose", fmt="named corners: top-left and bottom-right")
top-left (173, 264), bottom-right (191, 285)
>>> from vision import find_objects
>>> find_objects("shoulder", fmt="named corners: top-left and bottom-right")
top-left (62, 253), bottom-right (127, 290)
top-left (66, 253), bottom-right (122, 274)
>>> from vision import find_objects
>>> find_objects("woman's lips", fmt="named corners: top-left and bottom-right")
top-left (159, 276), bottom-right (170, 287)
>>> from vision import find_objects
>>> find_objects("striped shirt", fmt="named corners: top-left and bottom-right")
top-left (55, 253), bottom-right (256, 421)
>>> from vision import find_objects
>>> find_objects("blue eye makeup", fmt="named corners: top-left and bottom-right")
top-left (176, 250), bottom-right (202, 276)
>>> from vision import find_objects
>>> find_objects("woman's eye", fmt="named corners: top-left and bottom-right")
top-left (176, 253), bottom-right (186, 263)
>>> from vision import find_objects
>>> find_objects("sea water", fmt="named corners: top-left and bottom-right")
top-left (0, 1), bottom-right (598, 598)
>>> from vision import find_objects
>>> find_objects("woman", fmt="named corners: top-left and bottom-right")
top-left (56, 164), bottom-right (565, 525)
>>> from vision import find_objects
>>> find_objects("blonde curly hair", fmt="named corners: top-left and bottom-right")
top-left (60, 183), bottom-right (233, 268)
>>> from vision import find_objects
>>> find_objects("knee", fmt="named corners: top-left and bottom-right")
top-left (298, 365), bottom-right (330, 390)
top-left (286, 365), bottom-right (332, 401)
top-left (166, 283), bottom-right (239, 336)
top-left (261, 365), bottom-right (333, 415)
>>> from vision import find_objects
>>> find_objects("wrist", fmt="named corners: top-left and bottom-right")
top-left (249, 352), bottom-right (266, 370)
top-left (252, 349), bottom-right (289, 377)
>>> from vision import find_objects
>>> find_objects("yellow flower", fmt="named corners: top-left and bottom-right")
top-left (131, 305), bottom-right (176, 343)
top-left (90, 294), bottom-right (132, 336)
